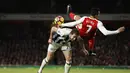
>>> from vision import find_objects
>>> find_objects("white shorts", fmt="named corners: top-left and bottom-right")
top-left (48, 42), bottom-right (71, 52)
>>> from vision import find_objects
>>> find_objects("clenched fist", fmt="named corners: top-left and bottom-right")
top-left (118, 26), bottom-right (125, 33)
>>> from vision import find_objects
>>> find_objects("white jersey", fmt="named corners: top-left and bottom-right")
top-left (56, 28), bottom-right (72, 36)
top-left (48, 28), bottom-right (72, 52)
top-left (52, 28), bottom-right (72, 45)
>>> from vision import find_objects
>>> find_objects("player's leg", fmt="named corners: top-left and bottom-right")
top-left (38, 44), bottom-right (58, 73)
top-left (77, 36), bottom-right (89, 55)
top-left (62, 45), bottom-right (72, 73)
top-left (69, 13), bottom-right (81, 20)
top-left (67, 4), bottom-right (81, 20)
top-left (88, 37), bottom-right (96, 56)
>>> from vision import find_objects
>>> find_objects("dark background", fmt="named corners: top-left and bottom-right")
top-left (0, 0), bottom-right (130, 13)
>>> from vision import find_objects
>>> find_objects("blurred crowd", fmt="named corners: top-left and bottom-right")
top-left (72, 33), bottom-right (130, 66)
top-left (0, 20), bottom-right (130, 66)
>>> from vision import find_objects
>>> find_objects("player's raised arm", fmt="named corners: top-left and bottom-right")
top-left (48, 27), bottom-right (58, 43)
top-left (97, 21), bottom-right (125, 36)
top-left (77, 36), bottom-right (89, 55)
top-left (61, 16), bottom-right (86, 27)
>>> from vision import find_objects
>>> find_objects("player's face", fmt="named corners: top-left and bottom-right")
top-left (95, 11), bottom-right (100, 19)
top-left (69, 33), bottom-right (78, 41)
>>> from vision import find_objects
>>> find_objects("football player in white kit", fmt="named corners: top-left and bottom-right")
top-left (38, 27), bottom-right (82, 73)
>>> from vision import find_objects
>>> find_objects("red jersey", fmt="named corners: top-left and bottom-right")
top-left (61, 16), bottom-right (120, 37)
top-left (76, 17), bottom-right (98, 38)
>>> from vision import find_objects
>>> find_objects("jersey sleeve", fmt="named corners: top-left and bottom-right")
top-left (61, 16), bottom-right (86, 27)
top-left (97, 21), bottom-right (120, 36)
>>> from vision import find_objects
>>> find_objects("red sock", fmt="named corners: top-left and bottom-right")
top-left (69, 12), bottom-right (75, 20)
top-left (88, 38), bottom-right (95, 51)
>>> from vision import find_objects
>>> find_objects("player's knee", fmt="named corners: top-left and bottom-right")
top-left (66, 60), bottom-right (72, 65)
top-left (46, 55), bottom-right (53, 62)
top-left (44, 57), bottom-right (49, 63)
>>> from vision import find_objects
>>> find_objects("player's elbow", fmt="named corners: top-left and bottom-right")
top-left (104, 33), bottom-right (108, 36)
top-left (102, 32), bottom-right (109, 36)
top-left (102, 33), bottom-right (106, 36)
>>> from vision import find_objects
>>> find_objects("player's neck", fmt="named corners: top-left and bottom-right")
top-left (89, 16), bottom-right (98, 19)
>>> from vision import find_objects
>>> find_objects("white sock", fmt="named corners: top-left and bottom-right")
top-left (64, 62), bottom-right (71, 73)
top-left (38, 58), bottom-right (48, 73)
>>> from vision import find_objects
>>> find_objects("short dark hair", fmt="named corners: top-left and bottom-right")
top-left (90, 8), bottom-right (100, 16)
top-left (70, 28), bottom-right (79, 36)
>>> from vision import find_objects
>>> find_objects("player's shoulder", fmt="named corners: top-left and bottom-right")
top-left (52, 26), bottom-right (57, 29)
top-left (96, 19), bottom-right (103, 24)
top-left (82, 16), bottom-right (88, 18)
top-left (97, 20), bottom-right (102, 23)
top-left (80, 16), bottom-right (88, 19)
top-left (97, 20), bottom-right (103, 26)
top-left (57, 28), bottom-right (72, 36)
top-left (52, 26), bottom-right (58, 30)
top-left (80, 16), bottom-right (89, 21)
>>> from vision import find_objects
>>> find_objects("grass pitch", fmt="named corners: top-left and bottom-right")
top-left (0, 66), bottom-right (129, 73)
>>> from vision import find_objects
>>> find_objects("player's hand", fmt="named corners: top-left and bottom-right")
top-left (48, 38), bottom-right (52, 44)
top-left (82, 49), bottom-right (89, 55)
top-left (118, 26), bottom-right (125, 33)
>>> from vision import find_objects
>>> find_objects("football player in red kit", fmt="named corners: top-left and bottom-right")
top-left (62, 5), bottom-right (125, 56)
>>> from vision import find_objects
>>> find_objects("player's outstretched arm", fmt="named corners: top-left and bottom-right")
top-left (61, 16), bottom-right (86, 27)
top-left (97, 21), bottom-right (125, 36)
top-left (48, 26), bottom-right (58, 44)
top-left (67, 4), bottom-right (81, 20)
top-left (77, 36), bottom-right (89, 55)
